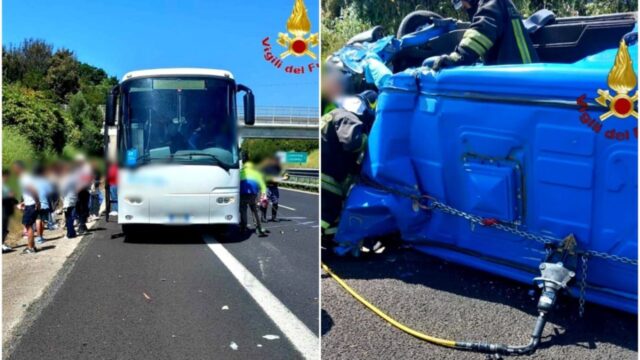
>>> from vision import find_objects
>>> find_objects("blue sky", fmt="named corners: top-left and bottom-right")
top-left (3, 0), bottom-right (319, 108)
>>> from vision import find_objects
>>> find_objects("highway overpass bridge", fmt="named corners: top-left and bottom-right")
top-left (238, 106), bottom-right (318, 139)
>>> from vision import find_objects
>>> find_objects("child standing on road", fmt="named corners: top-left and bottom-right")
top-left (88, 163), bottom-right (102, 221)
top-left (13, 161), bottom-right (40, 254)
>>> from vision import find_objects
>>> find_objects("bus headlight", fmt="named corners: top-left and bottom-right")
top-left (216, 196), bottom-right (235, 205)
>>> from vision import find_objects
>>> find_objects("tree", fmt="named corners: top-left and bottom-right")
top-left (68, 92), bottom-right (104, 155)
top-left (3, 38), bottom-right (117, 161)
top-left (2, 38), bottom-right (53, 88)
top-left (2, 84), bottom-right (68, 153)
top-left (45, 49), bottom-right (80, 102)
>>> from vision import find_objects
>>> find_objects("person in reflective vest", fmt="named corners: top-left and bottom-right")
top-left (240, 160), bottom-right (267, 236)
top-left (424, 0), bottom-right (538, 70)
top-left (321, 90), bottom-right (377, 240)
top-left (259, 156), bottom-right (288, 222)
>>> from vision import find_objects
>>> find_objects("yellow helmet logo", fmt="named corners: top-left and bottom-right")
top-left (277, 0), bottom-right (318, 59)
top-left (595, 40), bottom-right (638, 120)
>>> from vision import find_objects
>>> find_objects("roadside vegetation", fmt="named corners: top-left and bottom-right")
top-left (241, 139), bottom-right (319, 168)
top-left (2, 38), bottom-right (117, 169)
top-left (322, 0), bottom-right (638, 56)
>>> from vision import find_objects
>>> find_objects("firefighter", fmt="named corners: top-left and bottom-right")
top-left (424, 0), bottom-right (538, 71)
top-left (321, 90), bottom-right (377, 241)
top-left (240, 157), bottom-right (267, 236)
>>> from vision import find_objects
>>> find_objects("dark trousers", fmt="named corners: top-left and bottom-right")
top-left (2, 213), bottom-right (8, 243)
top-left (76, 189), bottom-right (90, 227)
top-left (260, 185), bottom-right (280, 220)
top-left (240, 194), bottom-right (262, 231)
top-left (65, 207), bottom-right (77, 238)
top-left (260, 203), bottom-right (279, 220)
top-left (89, 192), bottom-right (100, 216)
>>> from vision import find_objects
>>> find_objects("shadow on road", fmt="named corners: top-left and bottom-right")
top-left (35, 244), bottom-right (56, 253)
top-left (103, 224), bottom-right (257, 245)
top-left (119, 225), bottom-right (216, 245)
top-left (322, 246), bottom-right (638, 353)
top-left (321, 309), bottom-right (334, 336)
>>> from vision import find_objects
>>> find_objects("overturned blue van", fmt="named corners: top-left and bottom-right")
top-left (331, 12), bottom-right (638, 314)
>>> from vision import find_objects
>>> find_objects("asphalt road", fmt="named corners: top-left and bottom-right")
top-left (321, 247), bottom-right (637, 360)
top-left (6, 188), bottom-right (318, 360)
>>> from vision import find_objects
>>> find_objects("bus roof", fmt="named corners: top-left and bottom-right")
top-left (121, 68), bottom-right (234, 82)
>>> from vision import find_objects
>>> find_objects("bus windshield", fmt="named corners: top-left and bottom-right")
top-left (119, 77), bottom-right (238, 169)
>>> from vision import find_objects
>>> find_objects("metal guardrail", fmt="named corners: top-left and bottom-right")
top-left (239, 106), bottom-right (318, 126)
top-left (286, 168), bottom-right (319, 177)
top-left (280, 168), bottom-right (319, 191)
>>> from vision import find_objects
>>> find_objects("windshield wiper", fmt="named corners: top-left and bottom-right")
top-left (170, 153), bottom-right (230, 171)
top-left (130, 153), bottom-right (170, 167)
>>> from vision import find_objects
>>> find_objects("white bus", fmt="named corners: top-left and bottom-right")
top-left (104, 68), bottom-right (255, 236)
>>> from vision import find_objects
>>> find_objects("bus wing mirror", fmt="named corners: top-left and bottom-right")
top-left (105, 86), bottom-right (118, 126)
top-left (238, 84), bottom-right (255, 126)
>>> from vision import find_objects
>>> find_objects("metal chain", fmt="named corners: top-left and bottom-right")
top-left (579, 254), bottom-right (588, 317)
top-left (428, 199), bottom-right (637, 265)
top-left (431, 200), bottom-right (558, 246)
top-left (584, 250), bottom-right (638, 265)
top-left (361, 177), bottom-right (638, 266)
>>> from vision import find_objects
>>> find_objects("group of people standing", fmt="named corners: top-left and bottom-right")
top-left (239, 154), bottom-right (288, 237)
top-left (2, 155), bottom-right (102, 254)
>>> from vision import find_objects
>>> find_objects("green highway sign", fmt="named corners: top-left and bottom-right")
top-left (285, 152), bottom-right (308, 164)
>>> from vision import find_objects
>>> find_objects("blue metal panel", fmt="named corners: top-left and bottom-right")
top-left (336, 43), bottom-right (638, 313)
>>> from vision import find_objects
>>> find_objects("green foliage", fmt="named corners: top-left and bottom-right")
top-left (2, 126), bottom-right (36, 170)
top-left (45, 49), bottom-right (80, 102)
top-left (242, 139), bottom-right (319, 164)
top-left (2, 38), bottom-right (53, 89)
top-left (68, 92), bottom-right (104, 155)
top-left (79, 63), bottom-right (118, 107)
top-left (81, 77), bottom-right (117, 108)
top-left (2, 38), bottom-right (116, 163)
top-left (62, 144), bottom-right (82, 160)
top-left (2, 84), bottom-right (67, 153)
top-left (321, 4), bottom-right (372, 57)
top-left (322, 0), bottom-right (637, 57)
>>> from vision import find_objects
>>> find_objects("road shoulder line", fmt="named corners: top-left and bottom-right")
top-left (204, 235), bottom-right (319, 359)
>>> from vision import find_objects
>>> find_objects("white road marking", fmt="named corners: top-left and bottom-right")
top-left (277, 216), bottom-right (307, 220)
top-left (298, 221), bottom-right (315, 225)
top-left (204, 235), bottom-right (318, 359)
top-left (278, 204), bottom-right (296, 211)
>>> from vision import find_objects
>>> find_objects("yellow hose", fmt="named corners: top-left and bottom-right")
top-left (321, 263), bottom-right (458, 348)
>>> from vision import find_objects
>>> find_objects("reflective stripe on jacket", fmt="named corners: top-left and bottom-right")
top-left (457, 0), bottom-right (538, 65)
